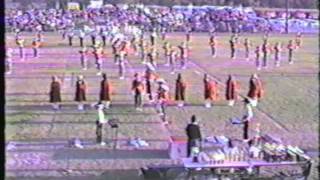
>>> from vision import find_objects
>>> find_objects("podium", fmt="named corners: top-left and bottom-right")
top-left (108, 118), bottom-right (119, 150)
top-left (168, 136), bottom-right (187, 160)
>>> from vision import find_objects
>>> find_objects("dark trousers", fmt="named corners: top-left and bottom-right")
top-left (33, 48), bottom-right (38, 57)
top-left (96, 122), bottom-right (103, 143)
top-left (288, 50), bottom-right (293, 63)
top-left (80, 37), bottom-right (84, 47)
top-left (187, 139), bottom-right (200, 157)
top-left (91, 36), bottom-right (96, 46)
top-left (68, 36), bottom-right (73, 46)
top-left (134, 93), bottom-right (142, 108)
top-left (102, 36), bottom-right (106, 47)
top-left (231, 47), bottom-right (235, 58)
top-left (211, 47), bottom-right (216, 56)
top-left (263, 53), bottom-right (268, 67)
top-left (243, 121), bottom-right (249, 140)
top-left (146, 80), bottom-right (152, 100)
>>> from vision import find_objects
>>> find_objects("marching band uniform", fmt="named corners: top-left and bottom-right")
top-left (203, 74), bottom-right (219, 108)
top-left (229, 34), bottom-right (237, 59)
top-left (93, 43), bottom-right (104, 75)
top-left (67, 30), bottom-right (74, 46)
top-left (244, 38), bottom-right (251, 61)
top-left (75, 75), bottom-right (87, 111)
top-left (163, 42), bottom-right (171, 66)
top-left (145, 64), bottom-right (158, 102)
top-left (112, 39), bottom-right (120, 64)
top-left (175, 74), bottom-right (187, 107)
top-left (79, 47), bottom-right (88, 70)
top-left (255, 46), bottom-right (262, 70)
top-left (6, 48), bottom-right (13, 74)
top-left (147, 46), bottom-right (157, 67)
top-left (99, 73), bottom-right (112, 108)
top-left (169, 47), bottom-right (177, 74)
top-left (156, 79), bottom-right (170, 118)
top-left (79, 30), bottom-right (85, 47)
top-left (49, 76), bottom-right (62, 110)
top-left (100, 29), bottom-right (107, 47)
top-left (32, 39), bottom-right (41, 58)
top-left (274, 42), bottom-right (282, 67)
top-left (209, 35), bottom-right (217, 58)
top-left (17, 37), bottom-right (25, 60)
top-left (287, 40), bottom-right (295, 65)
top-left (132, 73), bottom-right (145, 111)
top-left (226, 75), bottom-right (239, 106)
top-left (295, 32), bottom-right (302, 49)
top-left (118, 49), bottom-right (126, 79)
top-left (178, 42), bottom-right (188, 69)
top-left (247, 74), bottom-right (264, 107)
top-left (262, 41), bottom-right (269, 68)
top-left (150, 30), bottom-right (157, 46)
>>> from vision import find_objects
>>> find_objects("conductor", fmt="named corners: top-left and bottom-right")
top-left (186, 115), bottom-right (202, 157)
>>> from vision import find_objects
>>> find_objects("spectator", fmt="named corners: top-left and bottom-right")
top-left (186, 115), bottom-right (202, 157)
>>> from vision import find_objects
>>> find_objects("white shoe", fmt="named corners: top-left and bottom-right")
top-left (96, 72), bottom-right (102, 75)
top-left (289, 61), bottom-right (293, 65)
top-left (119, 76), bottom-right (124, 80)
top-left (100, 142), bottom-right (106, 146)
top-left (170, 71), bottom-right (175, 74)
top-left (82, 68), bottom-right (87, 70)
top-left (205, 103), bottom-right (211, 108)
top-left (6, 71), bottom-right (12, 75)
top-left (164, 63), bottom-right (170, 66)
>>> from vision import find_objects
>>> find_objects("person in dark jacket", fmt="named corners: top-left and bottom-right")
top-left (49, 76), bottom-right (62, 110)
top-left (186, 115), bottom-right (202, 157)
top-left (99, 73), bottom-right (112, 109)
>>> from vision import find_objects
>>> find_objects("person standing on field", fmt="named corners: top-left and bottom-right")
top-left (226, 75), bottom-right (239, 106)
top-left (175, 73), bottom-right (187, 107)
top-left (49, 76), bottom-right (62, 110)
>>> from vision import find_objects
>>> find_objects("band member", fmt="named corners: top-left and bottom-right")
top-left (161, 26), bottom-right (167, 40)
top-left (247, 74), bottom-right (264, 107)
top-left (244, 38), bottom-right (251, 61)
top-left (118, 48), bottom-right (126, 79)
top-left (163, 42), bottom-right (171, 66)
top-left (74, 75), bottom-right (87, 110)
top-left (255, 45), bottom-right (262, 70)
top-left (287, 40), bottom-right (296, 64)
top-left (175, 73), bottom-right (187, 107)
top-left (16, 37), bottom-right (25, 60)
top-left (130, 36), bottom-right (138, 56)
top-left (79, 30), bottom-right (85, 47)
top-left (178, 42), bottom-right (188, 69)
top-left (274, 42), bottom-right (282, 67)
top-left (99, 73), bottom-right (112, 109)
top-left (95, 102), bottom-right (107, 146)
top-left (132, 73), bottom-right (145, 111)
top-left (67, 30), bottom-right (74, 46)
top-left (112, 39), bottom-right (120, 64)
top-left (32, 39), bottom-right (41, 58)
top-left (156, 79), bottom-right (170, 119)
top-left (100, 29), bottom-right (107, 47)
top-left (147, 45), bottom-right (157, 67)
top-left (6, 48), bottom-right (13, 74)
top-left (295, 32), bottom-right (302, 49)
top-left (203, 74), bottom-right (219, 108)
top-left (36, 30), bottom-right (43, 43)
top-left (93, 42), bottom-right (104, 75)
top-left (209, 35), bottom-right (217, 58)
top-left (49, 76), bottom-right (62, 110)
top-left (79, 46), bottom-right (89, 70)
top-left (261, 40), bottom-right (269, 68)
top-left (242, 98), bottom-right (253, 140)
top-left (229, 34), bottom-right (237, 59)
top-left (226, 75), bottom-right (239, 106)
top-left (150, 30), bottom-right (157, 46)
top-left (185, 26), bottom-right (192, 43)
top-left (91, 32), bottom-right (97, 46)
top-left (169, 47), bottom-right (178, 74)
top-left (145, 63), bottom-right (158, 102)
top-left (140, 40), bottom-right (148, 64)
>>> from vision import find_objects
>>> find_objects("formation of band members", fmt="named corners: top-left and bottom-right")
top-left (6, 28), bottom-right (303, 113)
top-left (6, 27), bottom-right (303, 76)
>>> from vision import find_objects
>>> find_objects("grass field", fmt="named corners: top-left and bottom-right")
top-left (5, 31), bottom-right (319, 179)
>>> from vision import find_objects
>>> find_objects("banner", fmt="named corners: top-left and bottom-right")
top-left (67, 2), bottom-right (80, 11)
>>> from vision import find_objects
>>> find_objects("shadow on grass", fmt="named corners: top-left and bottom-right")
top-left (52, 149), bottom-right (169, 160)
